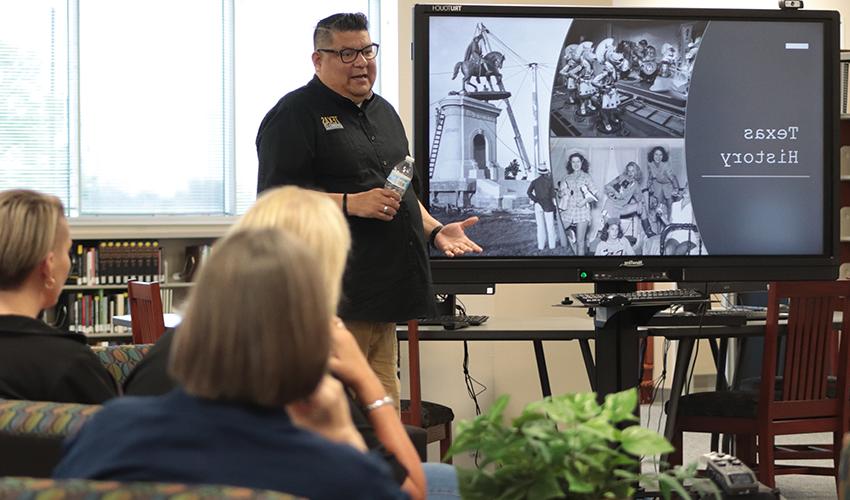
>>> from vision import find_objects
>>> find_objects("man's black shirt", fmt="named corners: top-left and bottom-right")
top-left (256, 76), bottom-right (434, 322)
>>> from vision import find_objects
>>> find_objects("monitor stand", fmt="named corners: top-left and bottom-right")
top-left (431, 283), bottom-right (495, 317)
top-left (433, 293), bottom-right (459, 317)
top-left (592, 282), bottom-right (668, 403)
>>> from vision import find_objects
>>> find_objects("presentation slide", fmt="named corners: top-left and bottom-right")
top-left (426, 16), bottom-right (824, 257)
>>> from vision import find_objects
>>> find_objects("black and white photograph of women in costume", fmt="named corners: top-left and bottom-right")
top-left (556, 152), bottom-right (598, 256)
top-left (549, 139), bottom-right (703, 256)
top-left (551, 19), bottom-right (706, 138)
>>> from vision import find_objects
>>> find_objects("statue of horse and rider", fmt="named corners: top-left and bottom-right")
top-left (452, 32), bottom-right (505, 93)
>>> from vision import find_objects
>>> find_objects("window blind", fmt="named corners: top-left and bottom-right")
top-left (2, 0), bottom-right (379, 217)
top-left (0, 1), bottom-right (70, 207)
top-left (78, 0), bottom-right (228, 215)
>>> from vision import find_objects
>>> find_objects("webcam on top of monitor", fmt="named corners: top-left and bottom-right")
top-left (779, 0), bottom-right (803, 10)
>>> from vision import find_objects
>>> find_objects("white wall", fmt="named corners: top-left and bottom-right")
top-left (612, 0), bottom-right (847, 48)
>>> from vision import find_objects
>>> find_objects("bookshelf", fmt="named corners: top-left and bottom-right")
top-left (50, 218), bottom-right (232, 340)
top-left (64, 283), bottom-right (194, 291)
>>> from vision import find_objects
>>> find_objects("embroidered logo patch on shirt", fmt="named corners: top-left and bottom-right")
top-left (321, 115), bottom-right (343, 131)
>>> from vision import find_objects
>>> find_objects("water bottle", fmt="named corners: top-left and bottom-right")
top-left (384, 156), bottom-right (415, 196)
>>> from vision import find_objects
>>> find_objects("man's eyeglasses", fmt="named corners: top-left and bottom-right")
top-left (317, 43), bottom-right (379, 64)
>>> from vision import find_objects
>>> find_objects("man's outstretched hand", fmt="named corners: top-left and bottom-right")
top-left (434, 216), bottom-right (483, 257)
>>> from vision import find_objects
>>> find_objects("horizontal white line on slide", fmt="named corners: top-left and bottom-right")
top-left (701, 175), bottom-right (811, 178)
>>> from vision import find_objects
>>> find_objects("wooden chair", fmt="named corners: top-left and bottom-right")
top-left (127, 281), bottom-right (167, 345)
top-left (669, 281), bottom-right (850, 488)
top-left (400, 320), bottom-right (454, 463)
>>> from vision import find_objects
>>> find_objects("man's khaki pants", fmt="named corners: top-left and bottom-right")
top-left (344, 320), bottom-right (400, 409)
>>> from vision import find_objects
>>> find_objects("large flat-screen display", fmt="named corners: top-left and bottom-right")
top-left (413, 4), bottom-right (840, 284)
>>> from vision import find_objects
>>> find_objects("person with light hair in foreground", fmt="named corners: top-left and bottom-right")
top-left (0, 189), bottom-right (116, 403)
top-left (121, 186), bottom-right (458, 499)
top-left (54, 228), bottom-right (405, 499)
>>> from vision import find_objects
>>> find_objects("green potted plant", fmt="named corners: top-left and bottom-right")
top-left (446, 389), bottom-right (719, 500)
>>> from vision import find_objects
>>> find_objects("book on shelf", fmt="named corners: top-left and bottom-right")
top-left (67, 239), bottom-right (165, 286)
top-left (63, 291), bottom-right (129, 334)
top-left (55, 288), bottom-right (175, 335)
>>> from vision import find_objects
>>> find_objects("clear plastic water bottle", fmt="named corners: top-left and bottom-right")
top-left (384, 155), bottom-right (415, 196)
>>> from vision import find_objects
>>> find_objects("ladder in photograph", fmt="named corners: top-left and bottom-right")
top-left (428, 109), bottom-right (446, 179)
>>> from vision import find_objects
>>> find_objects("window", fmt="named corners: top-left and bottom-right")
top-left (234, 0), bottom-right (371, 214)
top-left (0, 0), bottom-right (376, 217)
top-left (0, 1), bottom-right (70, 204)
top-left (78, 0), bottom-right (228, 215)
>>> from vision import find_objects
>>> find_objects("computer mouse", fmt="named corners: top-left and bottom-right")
top-left (599, 294), bottom-right (630, 307)
top-left (561, 296), bottom-right (574, 305)
top-left (443, 321), bottom-right (469, 331)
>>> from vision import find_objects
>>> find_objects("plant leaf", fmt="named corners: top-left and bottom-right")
top-left (521, 420), bottom-right (556, 441)
top-left (449, 388), bottom-right (705, 500)
top-left (527, 474), bottom-right (565, 500)
top-left (656, 473), bottom-right (692, 500)
top-left (499, 477), bottom-right (541, 500)
top-left (603, 389), bottom-right (638, 422)
top-left (456, 468), bottom-right (500, 500)
top-left (620, 425), bottom-right (674, 456)
top-left (580, 417), bottom-right (617, 441)
top-left (563, 470), bottom-right (594, 493)
top-left (512, 409), bottom-right (548, 428)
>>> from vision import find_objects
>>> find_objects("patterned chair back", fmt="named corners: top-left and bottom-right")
top-left (0, 400), bottom-right (100, 477)
top-left (0, 477), bottom-right (300, 499)
top-left (0, 343), bottom-right (152, 477)
top-left (90, 344), bottom-right (152, 389)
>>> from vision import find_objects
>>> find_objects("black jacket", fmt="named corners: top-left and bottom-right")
top-left (0, 315), bottom-right (117, 404)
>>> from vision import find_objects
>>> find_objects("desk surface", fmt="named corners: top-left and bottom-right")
top-left (398, 317), bottom-right (595, 341)
top-left (111, 313), bottom-right (182, 329)
top-left (106, 312), bottom-right (781, 342)
top-left (644, 323), bottom-right (767, 340)
top-left (400, 315), bottom-right (774, 341)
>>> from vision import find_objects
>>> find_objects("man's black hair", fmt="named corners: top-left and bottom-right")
top-left (314, 13), bottom-right (369, 49)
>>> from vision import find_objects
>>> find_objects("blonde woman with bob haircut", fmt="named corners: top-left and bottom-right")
top-left (122, 186), bottom-right (428, 500)
top-left (170, 227), bottom-right (331, 405)
top-left (0, 189), bottom-right (116, 403)
top-left (233, 185), bottom-right (351, 309)
top-left (233, 186), bottom-right (428, 500)
top-left (55, 228), bottom-right (405, 500)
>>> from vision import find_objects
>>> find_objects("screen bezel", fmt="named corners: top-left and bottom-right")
top-left (413, 4), bottom-right (841, 284)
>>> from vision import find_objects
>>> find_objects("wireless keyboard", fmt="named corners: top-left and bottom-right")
top-left (724, 305), bottom-right (789, 321)
top-left (574, 288), bottom-right (705, 307)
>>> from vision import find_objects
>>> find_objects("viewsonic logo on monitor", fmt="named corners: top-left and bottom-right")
top-left (620, 260), bottom-right (644, 268)
top-left (432, 5), bottom-right (462, 12)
